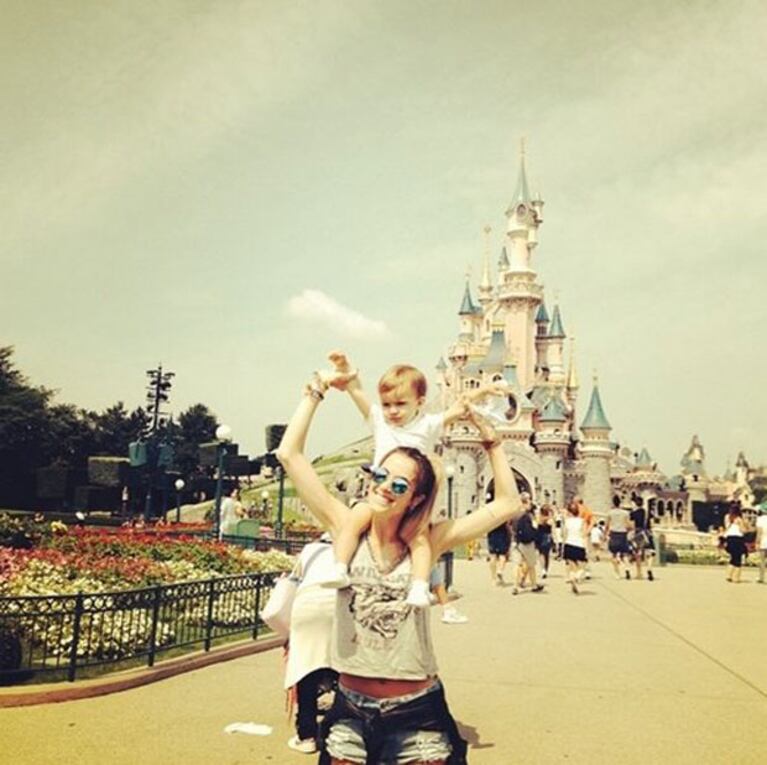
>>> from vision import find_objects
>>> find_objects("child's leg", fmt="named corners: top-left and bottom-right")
top-left (405, 531), bottom-right (433, 607)
top-left (320, 505), bottom-right (372, 588)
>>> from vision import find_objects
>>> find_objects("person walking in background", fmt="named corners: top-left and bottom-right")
top-left (219, 487), bottom-right (245, 539)
top-left (511, 496), bottom-right (543, 595)
top-left (576, 497), bottom-right (595, 579)
top-left (630, 496), bottom-right (655, 581)
top-left (536, 505), bottom-right (554, 580)
top-left (590, 521), bottom-right (605, 562)
top-left (430, 564), bottom-right (468, 624)
top-left (722, 504), bottom-right (748, 583)
top-left (563, 500), bottom-right (588, 594)
top-left (486, 516), bottom-right (512, 586)
top-left (756, 506), bottom-right (767, 584)
top-left (285, 535), bottom-right (339, 754)
top-left (605, 495), bottom-right (632, 580)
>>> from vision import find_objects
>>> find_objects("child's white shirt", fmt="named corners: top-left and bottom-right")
top-left (369, 404), bottom-right (444, 465)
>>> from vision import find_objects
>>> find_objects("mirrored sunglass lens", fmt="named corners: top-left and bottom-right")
top-left (391, 479), bottom-right (410, 495)
top-left (371, 468), bottom-right (389, 484)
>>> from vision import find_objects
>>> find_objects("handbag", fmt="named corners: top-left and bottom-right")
top-left (260, 566), bottom-right (300, 639)
top-left (260, 543), bottom-right (328, 638)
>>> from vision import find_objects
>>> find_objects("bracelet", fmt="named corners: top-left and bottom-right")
top-left (304, 382), bottom-right (325, 401)
top-left (481, 438), bottom-right (500, 450)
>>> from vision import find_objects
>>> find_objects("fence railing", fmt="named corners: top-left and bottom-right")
top-left (0, 571), bottom-right (281, 685)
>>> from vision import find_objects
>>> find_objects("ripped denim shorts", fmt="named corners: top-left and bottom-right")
top-left (325, 681), bottom-right (453, 764)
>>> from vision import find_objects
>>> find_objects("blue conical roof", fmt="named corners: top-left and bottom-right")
top-left (459, 282), bottom-right (477, 315)
top-left (535, 302), bottom-right (550, 324)
top-left (498, 247), bottom-right (510, 270)
top-left (539, 396), bottom-right (567, 423)
top-left (436, 356), bottom-right (447, 372)
top-left (479, 329), bottom-right (506, 373)
top-left (636, 447), bottom-right (653, 469)
top-left (581, 384), bottom-right (611, 430)
top-left (512, 151), bottom-right (531, 205)
top-left (548, 305), bottom-right (565, 338)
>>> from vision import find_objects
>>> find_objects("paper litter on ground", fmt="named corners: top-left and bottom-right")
top-left (224, 722), bottom-right (273, 736)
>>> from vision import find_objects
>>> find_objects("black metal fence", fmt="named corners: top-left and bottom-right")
top-left (0, 571), bottom-right (280, 685)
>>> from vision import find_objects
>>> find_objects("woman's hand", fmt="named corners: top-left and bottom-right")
top-left (467, 408), bottom-right (498, 446)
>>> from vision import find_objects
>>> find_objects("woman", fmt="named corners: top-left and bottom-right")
top-left (562, 500), bottom-right (588, 594)
top-left (536, 505), bottom-right (554, 579)
top-left (277, 372), bottom-right (522, 765)
top-left (723, 505), bottom-right (747, 583)
top-left (285, 534), bottom-right (339, 754)
top-left (486, 517), bottom-right (512, 586)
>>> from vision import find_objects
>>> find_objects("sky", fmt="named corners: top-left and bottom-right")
top-left (1, 0), bottom-right (765, 477)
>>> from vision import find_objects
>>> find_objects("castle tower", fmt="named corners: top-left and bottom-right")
top-left (579, 376), bottom-right (613, 515)
top-left (497, 140), bottom-right (544, 389)
top-left (458, 279), bottom-right (479, 342)
top-left (535, 396), bottom-right (569, 506)
top-left (547, 304), bottom-right (566, 384)
top-left (534, 302), bottom-right (550, 376)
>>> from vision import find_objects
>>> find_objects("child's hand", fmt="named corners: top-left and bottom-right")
top-left (328, 350), bottom-right (352, 374)
top-left (327, 351), bottom-right (358, 390)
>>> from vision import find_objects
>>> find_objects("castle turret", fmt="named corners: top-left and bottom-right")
top-left (497, 140), bottom-right (544, 389)
top-left (534, 302), bottom-right (550, 375)
top-left (458, 279), bottom-right (480, 341)
top-left (535, 395), bottom-right (570, 506)
top-left (547, 304), bottom-right (566, 384)
top-left (579, 376), bottom-right (613, 515)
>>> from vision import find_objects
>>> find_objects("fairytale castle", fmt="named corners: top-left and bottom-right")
top-left (431, 148), bottom-right (755, 521)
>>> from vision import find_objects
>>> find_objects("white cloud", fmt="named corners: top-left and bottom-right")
top-left (286, 289), bottom-right (390, 339)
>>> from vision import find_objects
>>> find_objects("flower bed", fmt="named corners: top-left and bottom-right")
top-left (1, 525), bottom-right (294, 597)
top-left (1, 522), bottom-right (296, 679)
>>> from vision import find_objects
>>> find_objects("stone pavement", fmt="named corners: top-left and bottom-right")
top-left (4, 558), bottom-right (767, 764)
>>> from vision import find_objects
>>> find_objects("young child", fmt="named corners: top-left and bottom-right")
top-left (319, 351), bottom-right (505, 607)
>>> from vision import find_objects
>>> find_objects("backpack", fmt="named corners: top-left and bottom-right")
top-left (516, 513), bottom-right (536, 544)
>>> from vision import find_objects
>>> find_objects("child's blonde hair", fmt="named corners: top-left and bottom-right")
top-left (378, 364), bottom-right (427, 399)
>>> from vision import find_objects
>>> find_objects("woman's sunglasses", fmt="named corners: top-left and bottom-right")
top-left (361, 464), bottom-right (412, 496)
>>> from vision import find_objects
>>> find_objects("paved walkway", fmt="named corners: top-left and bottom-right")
top-left (4, 558), bottom-right (767, 764)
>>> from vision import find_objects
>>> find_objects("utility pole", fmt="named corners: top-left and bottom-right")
top-left (142, 364), bottom-right (175, 520)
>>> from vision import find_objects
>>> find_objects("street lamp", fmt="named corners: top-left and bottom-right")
top-left (174, 478), bottom-right (185, 524)
top-left (213, 424), bottom-right (232, 539)
top-left (445, 463), bottom-right (456, 519)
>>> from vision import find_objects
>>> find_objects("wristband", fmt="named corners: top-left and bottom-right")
top-left (307, 386), bottom-right (324, 402)
top-left (482, 438), bottom-right (500, 450)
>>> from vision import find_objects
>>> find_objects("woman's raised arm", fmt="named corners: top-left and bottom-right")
top-left (275, 377), bottom-right (348, 537)
top-left (431, 414), bottom-right (522, 558)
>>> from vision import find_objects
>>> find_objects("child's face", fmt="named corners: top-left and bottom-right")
top-left (379, 385), bottom-right (424, 427)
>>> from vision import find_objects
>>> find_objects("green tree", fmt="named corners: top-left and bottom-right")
top-left (174, 404), bottom-right (219, 477)
top-left (0, 347), bottom-right (56, 506)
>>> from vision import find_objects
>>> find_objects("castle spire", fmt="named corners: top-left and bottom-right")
top-left (566, 338), bottom-right (579, 390)
top-left (548, 304), bottom-right (566, 338)
top-left (458, 278), bottom-right (478, 315)
top-left (581, 374), bottom-right (611, 431)
top-left (510, 136), bottom-right (531, 207)
top-left (478, 224), bottom-right (493, 304)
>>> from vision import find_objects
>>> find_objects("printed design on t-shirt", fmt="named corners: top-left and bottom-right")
top-left (348, 581), bottom-right (410, 640)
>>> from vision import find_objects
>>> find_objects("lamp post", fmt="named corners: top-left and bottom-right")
top-left (174, 478), bottom-right (185, 524)
top-left (445, 463), bottom-right (456, 519)
top-left (213, 424), bottom-right (232, 539)
top-left (276, 464), bottom-right (286, 539)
